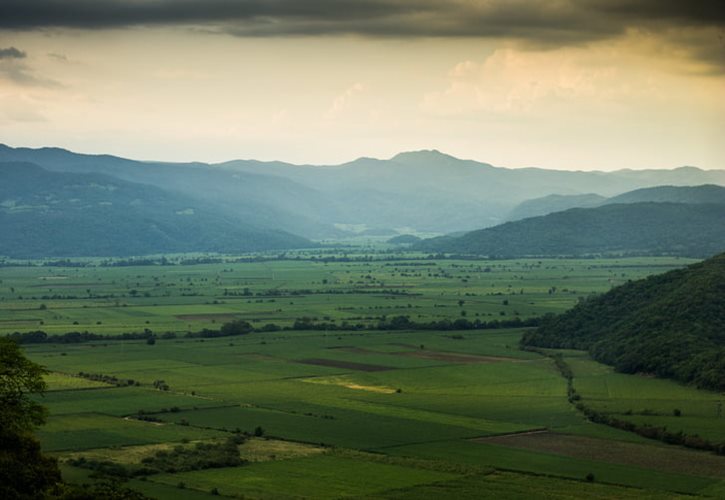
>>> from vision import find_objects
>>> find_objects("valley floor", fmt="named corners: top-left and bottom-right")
top-left (5, 254), bottom-right (723, 498)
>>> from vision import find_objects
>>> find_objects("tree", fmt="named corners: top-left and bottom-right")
top-left (0, 338), bottom-right (61, 498)
top-left (220, 319), bottom-right (253, 337)
top-left (0, 339), bottom-right (152, 498)
top-left (53, 480), bottom-right (151, 499)
top-left (0, 338), bottom-right (48, 435)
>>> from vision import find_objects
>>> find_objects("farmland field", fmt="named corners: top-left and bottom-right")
top-left (0, 253), bottom-right (693, 335)
top-left (6, 253), bottom-right (725, 498)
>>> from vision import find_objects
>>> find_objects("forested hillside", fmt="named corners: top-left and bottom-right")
top-left (0, 162), bottom-right (311, 258)
top-left (605, 184), bottom-right (725, 205)
top-left (506, 193), bottom-right (606, 221)
top-left (522, 253), bottom-right (725, 390)
top-left (418, 202), bottom-right (725, 258)
top-left (506, 184), bottom-right (725, 221)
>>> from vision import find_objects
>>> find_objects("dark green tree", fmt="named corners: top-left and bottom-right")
top-left (0, 339), bottom-right (152, 499)
top-left (0, 338), bottom-right (61, 499)
top-left (220, 320), bottom-right (253, 337)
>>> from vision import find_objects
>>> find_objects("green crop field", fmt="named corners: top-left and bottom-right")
top-left (0, 254), bottom-right (694, 335)
top-left (6, 253), bottom-right (725, 498)
top-left (566, 354), bottom-right (725, 443)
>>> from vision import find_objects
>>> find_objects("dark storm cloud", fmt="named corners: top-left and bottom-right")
top-left (0, 0), bottom-right (413, 31)
top-left (586, 0), bottom-right (725, 24)
top-left (0, 1), bottom-right (722, 36)
top-left (0, 0), bottom-right (722, 66)
top-left (0, 47), bottom-right (26, 59)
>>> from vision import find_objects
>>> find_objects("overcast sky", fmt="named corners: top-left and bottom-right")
top-left (0, 1), bottom-right (723, 170)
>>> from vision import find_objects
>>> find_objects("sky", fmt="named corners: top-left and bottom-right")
top-left (0, 1), bottom-right (723, 170)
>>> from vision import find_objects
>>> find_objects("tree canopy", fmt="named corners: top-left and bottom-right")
top-left (0, 338), bottom-right (61, 499)
top-left (0, 338), bottom-right (48, 434)
top-left (522, 253), bottom-right (725, 390)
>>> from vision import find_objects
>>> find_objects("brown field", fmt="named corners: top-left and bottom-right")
top-left (327, 345), bottom-right (514, 364)
top-left (297, 358), bottom-right (393, 372)
top-left (397, 350), bottom-right (514, 363)
top-left (326, 346), bottom-right (381, 355)
top-left (175, 313), bottom-right (239, 321)
top-left (236, 353), bottom-right (282, 362)
top-left (475, 432), bottom-right (725, 479)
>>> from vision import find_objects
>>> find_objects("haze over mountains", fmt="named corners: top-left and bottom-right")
top-left (1, 144), bottom-right (725, 258)
top-left (0, 162), bottom-right (310, 258)
top-left (507, 184), bottom-right (725, 221)
top-left (418, 200), bottom-right (725, 258)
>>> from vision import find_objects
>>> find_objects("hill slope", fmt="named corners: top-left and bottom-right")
top-left (604, 184), bottom-right (725, 205)
top-left (521, 253), bottom-right (725, 391)
top-left (0, 162), bottom-right (311, 258)
top-left (4, 144), bottom-right (725, 236)
top-left (417, 202), bottom-right (725, 258)
top-left (0, 145), bottom-right (340, 239)
top-left (506, 193), bottom-right (606, 221)
top-left (506, 184), bottom-right (725, 221)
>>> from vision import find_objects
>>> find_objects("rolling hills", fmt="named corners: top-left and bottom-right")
top-left (506, 193), bottom-right (607, 221)
top-left (3, 144), bottom-right (724, 237)
top-left (521, 252), bottom-right (725, 391)
top-left (605, 184), bottom-right (725, 205)
top-left (0, 162), bottom-right (311, 258)
top-left (506, 184), bottom-right (725, 221)
top-left (0, 145), bottom-right (339, 239)
top-left (417, 202), bottom-right (725, 258)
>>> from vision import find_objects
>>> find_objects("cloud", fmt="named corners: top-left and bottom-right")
top-left (0, 1), bottom-right (721, 39)
top-left (0, 47), bottom-right (61, 87)
top-left (586, 0), bottom-right (725, 25)
top-left (0, 46), bottom-right (26, 59)
top-left (327, 83), bottom-right (365, 119)
top-left (421, 44), bottom-right (673, 117)
top-left (0, 2), bottom-right (722, 71)
top-left (47, 52), bottom-right (68, 61)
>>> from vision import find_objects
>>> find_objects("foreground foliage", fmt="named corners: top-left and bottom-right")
top-left (0, 338), bottom-right (62, 499)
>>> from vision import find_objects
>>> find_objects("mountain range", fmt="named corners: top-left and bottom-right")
top-left (1, 144), bottom-right (724, 257)
top-left (3, 144), bottom-right (725, 236)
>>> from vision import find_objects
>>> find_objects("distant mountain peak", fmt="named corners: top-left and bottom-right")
top-left (391, 149), bottom-right (458, 163)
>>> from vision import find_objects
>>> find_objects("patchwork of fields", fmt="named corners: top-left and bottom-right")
top-left (5, 255), bottom-right (725, 498)
top-left (0, 255), bottom-right (693, 334)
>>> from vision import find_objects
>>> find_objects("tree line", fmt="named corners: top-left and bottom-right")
top-left (6, 315), bottom-right (541, 346)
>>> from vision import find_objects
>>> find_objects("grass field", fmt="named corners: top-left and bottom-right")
top-left (566, 354), bottom-right (725, 443)
top-left (0, 255), bottom-right (695, 335)
top-left (7, 254), bottom-right (725, 498)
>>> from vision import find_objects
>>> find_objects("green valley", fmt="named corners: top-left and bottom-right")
top-left (4, 253), bottom-right (725, 498)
